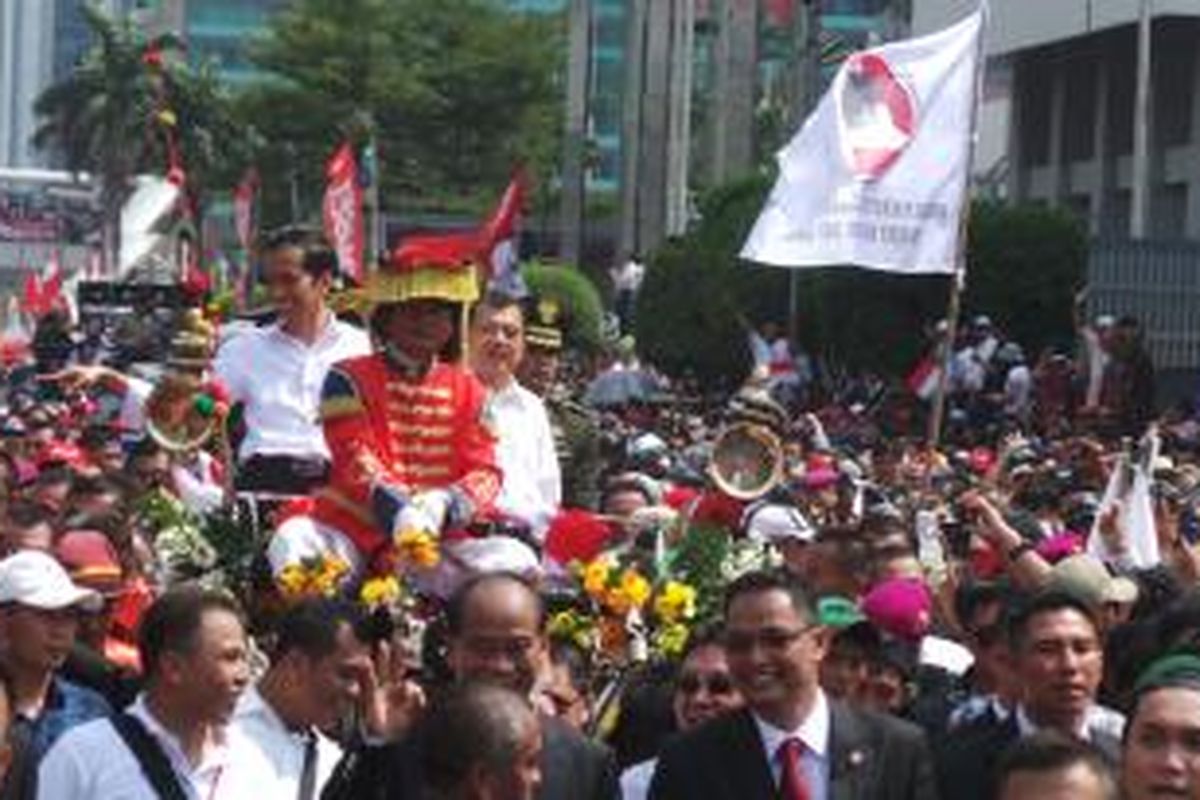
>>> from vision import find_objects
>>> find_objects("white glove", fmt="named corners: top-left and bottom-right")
top-left (395, 490), bottom-right (451, 539)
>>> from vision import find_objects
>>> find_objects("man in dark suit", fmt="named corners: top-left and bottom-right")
top-left (327, 571), bottom-right (617, 800)
top-left (649, 569), bottom-right (937, 800)
top-left (934, 590), bottom-right (1124, 800)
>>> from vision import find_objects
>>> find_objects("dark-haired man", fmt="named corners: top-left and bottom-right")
top-left (996, 732), bottom-right (1117, 800)
top-left (37, 586), bottom-right (250, 799)
top-left (215, 226), bottom-right (370, 493)
top-left (343, 572), bottom-right (617, 800)
top-left (1121, 653), bottom-right (1200, 800)
top-left (935, 590), bottom-right (1124, 800)
top-left (649, 569), bottom-right (937, 800)
top-left (225, 597), bottom-right (424, 798)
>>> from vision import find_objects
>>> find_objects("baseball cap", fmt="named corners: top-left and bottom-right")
top-left (743, 503), bottom-right (816, 544)
top-left (54, 531), bottom-right (124, 596)
top-left (0, 550), bottom-right (103, 612)
top-left (818, 596), bottom-right (865, 629)
top-left (1049, 555), bottom-right (1139, 607)
top-left (862, 578), bottom-right (933, 643)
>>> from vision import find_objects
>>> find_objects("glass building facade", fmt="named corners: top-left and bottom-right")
top-left (183, 0), bottom-right (284, 85)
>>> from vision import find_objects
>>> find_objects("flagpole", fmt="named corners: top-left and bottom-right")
top-left (926, 3), bottom-right (988, 449)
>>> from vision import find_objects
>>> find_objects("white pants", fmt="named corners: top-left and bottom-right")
top-left (268, 516), bottom-right (542, 598)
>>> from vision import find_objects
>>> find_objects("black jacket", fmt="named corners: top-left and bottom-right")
top-left (649, 703), bottom-right (939, 800)
top-left (934, 712), bottom-right (1122, 800)
top-left (324, 714), bottom-right (618, 800)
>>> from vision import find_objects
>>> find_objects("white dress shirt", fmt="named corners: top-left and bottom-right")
top-left (619, 757), bottom-right (657, 800)
top-left (489, 379), bottom-right (561, 539)
top-left (223, 684), bottom-right (343, 798)
top-left (1015, 703), bottom-right (1125, 743)
top-left (753, 690), bottom-right (831, 800)
top-left (37, 695), bottom-right (230, 800)
top-left (214, 316), bottom-right (371, 462)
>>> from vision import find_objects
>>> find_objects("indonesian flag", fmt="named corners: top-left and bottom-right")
top-left (323, 142), bottom-right (364, 283)
top-left (905, 355), bottom-right (941, 402)
top-left (741, 7), bottom-right (984, 275)
top-left (481, 174), bottom-right (527, 297)
top-left (233, 168), bottom-right (259, 252)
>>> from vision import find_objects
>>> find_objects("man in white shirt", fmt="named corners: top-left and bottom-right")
top-left (38, 586), bottom-right (250, 799)
top-left (224, 598), bottom-right (424, 798)
top-left (215, 226), bottom-right (371, 494)
top-left (470, 293), bottom-right (561, 540)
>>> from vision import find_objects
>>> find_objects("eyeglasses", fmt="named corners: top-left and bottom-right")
top-left (722, 625), bottom-right (814, 655)
top-left (678, 672), bottom-right (736, 697)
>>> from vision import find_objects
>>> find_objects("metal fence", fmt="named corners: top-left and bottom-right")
top-left (1088, 239), bottom-right (1200, 371)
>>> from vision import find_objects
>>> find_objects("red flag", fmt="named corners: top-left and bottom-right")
top-left (481, 174), bottom-right (524, 253)
top-left (323, 142), bottom-right (364, 283)
top-left (480, 174), bottom-right (526, 293)
top-left (21, 270), bottom-right (41, 316)
top-left (233, 168), bottom-right (259, 251)
top-left (41, 251), bottom-right (62, 311)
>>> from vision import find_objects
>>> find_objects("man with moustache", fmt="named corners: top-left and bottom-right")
top-left (0, 551), bottom-right (110, 800)
top-left (37, 586), bottom-right (250, 799)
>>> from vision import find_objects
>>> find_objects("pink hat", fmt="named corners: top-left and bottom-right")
top-left (861, 578), bottom-right (932, 642)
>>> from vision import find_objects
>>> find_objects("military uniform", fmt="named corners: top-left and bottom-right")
top-left (312, 354), bottom-right (500, 561)
top-left (547, 387), bottom-right (602, 510)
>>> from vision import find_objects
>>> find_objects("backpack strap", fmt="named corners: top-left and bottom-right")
top-left (110, 712), bottom-right (190, 800)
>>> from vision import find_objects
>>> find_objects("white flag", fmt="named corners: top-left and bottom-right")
top-left (741, 8), bottom-right (985, 274)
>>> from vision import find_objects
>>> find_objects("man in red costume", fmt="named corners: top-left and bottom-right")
top-left (268, 240), bottom-right (514, 584)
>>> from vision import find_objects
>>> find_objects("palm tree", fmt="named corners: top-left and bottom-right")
top-left (33, 4), bottom-right (251, 277)
top-left (32, 4), bottom-right (179, 275)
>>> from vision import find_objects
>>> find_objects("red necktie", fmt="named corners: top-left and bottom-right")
top-left (778, 738), bottom-right (812, 800)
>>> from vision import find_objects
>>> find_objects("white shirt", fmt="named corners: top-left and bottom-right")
top-left (1004, 364), bottom-right (1032, 419)
top-left (37, 695), bottom-right (231, 800)
top-left (1083, 327), bottom-right (1110, 407)
top-left (214, 316), bottom-right (370, 462)
top-left (1016, 703), bottom-right (1125, 743)
top-left (753, 690), bottom-right (831, 800)
top-left (489, 379), bottom-right (561, 538)
top-left (619, 757), bottom-right (658, 800)
top-left (223, 685), bottom-right (343, 798)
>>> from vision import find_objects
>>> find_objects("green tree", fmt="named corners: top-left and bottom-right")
top-left (637, 179), bottom-right (1087, 385)
top-left (239, 0), bottom-right (563, 227)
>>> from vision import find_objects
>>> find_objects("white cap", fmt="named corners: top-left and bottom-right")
top-left (743, 503), bottom-right (816, 544)
top-left (0, 550), bottom-right (102, 612)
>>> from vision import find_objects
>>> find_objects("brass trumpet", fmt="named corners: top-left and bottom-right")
top-left (707, 422), bottom-right (785, 501)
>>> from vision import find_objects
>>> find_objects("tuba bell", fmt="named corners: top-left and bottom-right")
top-left (707, 422), bottom-right (784, 501)
top-left (144, 309), bottom-right (221, 454)
top-left (707, 383), bottom-right (790, 501)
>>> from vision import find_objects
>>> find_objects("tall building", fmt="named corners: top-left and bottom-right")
top-left (916, 0), bottom-right (1200, 239)
top-left (133, 0), bottom-right (283, 85)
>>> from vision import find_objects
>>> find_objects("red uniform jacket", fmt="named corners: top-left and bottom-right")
top-left (311, 354), bottom-right (501, 558)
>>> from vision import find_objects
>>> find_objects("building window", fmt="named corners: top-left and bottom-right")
top-left (1017, 57), bottom-right (1053, 168)
top-left (1062, 56), bottom-right (1097, 162)
top-left (1152, 183), bottom-right (1188, 239)
top-left (1104, 190), bottom-right (1132, 240)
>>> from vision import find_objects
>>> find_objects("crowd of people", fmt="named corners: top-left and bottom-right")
top-left (0, 225), bottom-right (1197, 800)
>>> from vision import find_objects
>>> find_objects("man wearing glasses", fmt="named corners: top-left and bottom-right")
top-left (650, 569), bottom-right (938, 800)
top-left (621, 625), bottom-right (744, 800)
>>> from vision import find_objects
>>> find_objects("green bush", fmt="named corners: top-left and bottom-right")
top-left (636, 181), bottom-right (1087, 384)
top-left (521, 260), bottom-right (606, 354)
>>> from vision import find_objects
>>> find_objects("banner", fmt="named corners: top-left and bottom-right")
top-left (741, 8), bottom-right (984, 274)
top-left (323, 142), bottom-right (364, 283)
top-left (233, 168), bottom-right (259, 252)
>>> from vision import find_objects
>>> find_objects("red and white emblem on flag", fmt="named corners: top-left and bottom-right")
top-left (838, 53), bottom-right (917, 180)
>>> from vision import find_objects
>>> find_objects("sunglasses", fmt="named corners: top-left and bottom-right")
top-left (678, 672), bottom-right (736, 697)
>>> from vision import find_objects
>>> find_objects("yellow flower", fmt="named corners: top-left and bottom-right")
top-left (620, 569), bottom-right (652, 610)
top-left (655, 622), bottom-right (691, 658)
top-left (654, 581), bottom-right (697, 624)
top-left (277, 564), bottom-right (307, 598)
top-left (396, 529), bottom-right (441, 568)
top-left (581, 558), bottom-right (612, 598)
top-left (360, 576), bottom-right (402, 608)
